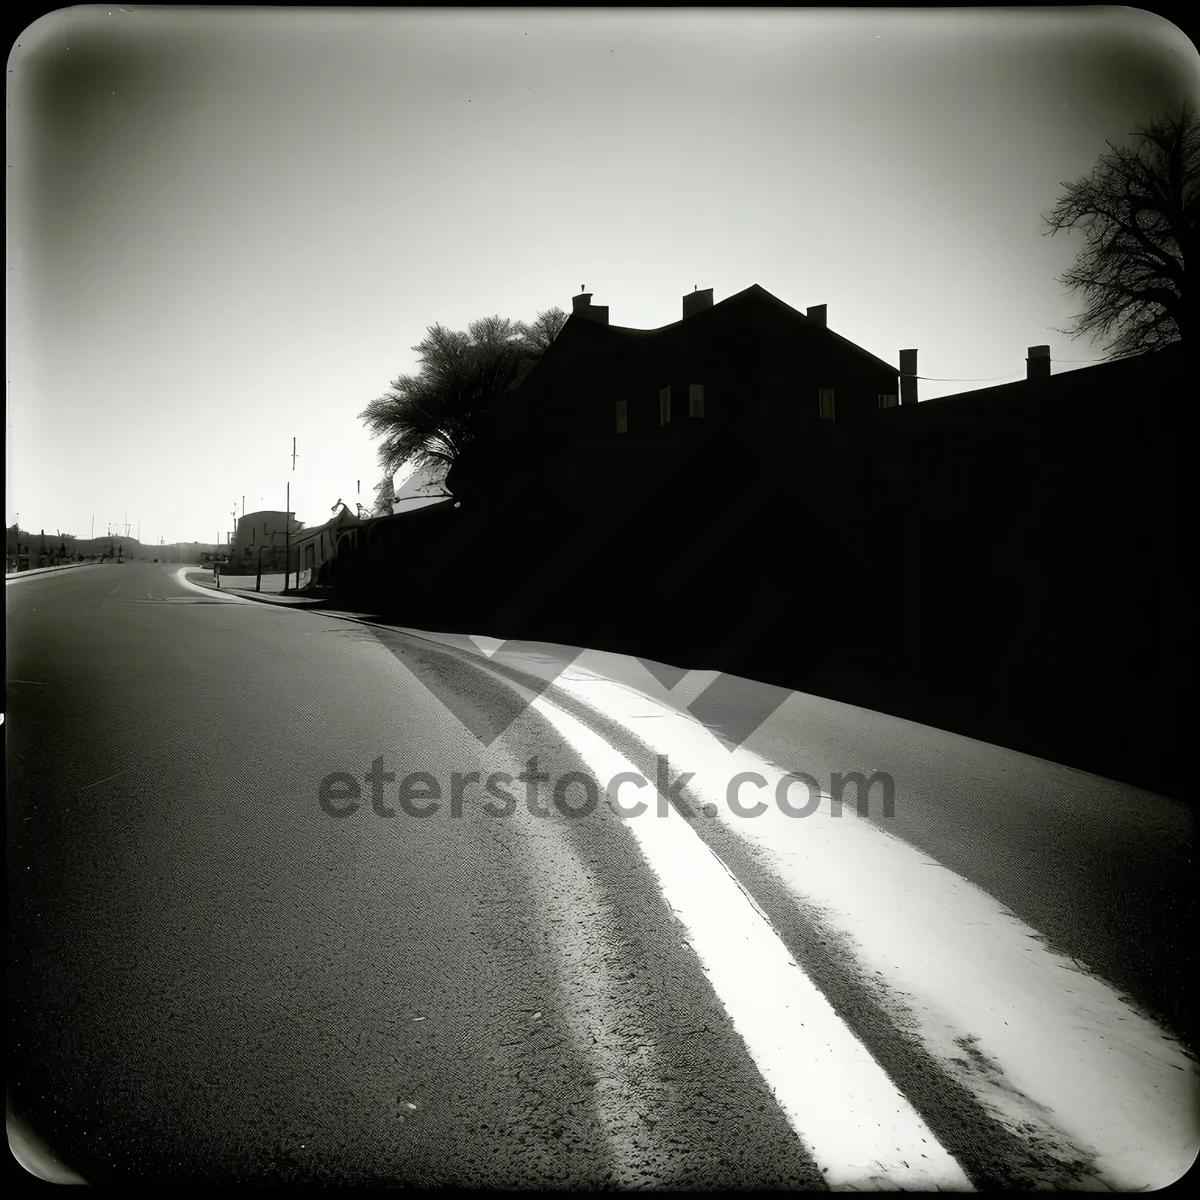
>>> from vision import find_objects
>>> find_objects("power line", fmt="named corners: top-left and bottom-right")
top-left (904, 356), bottom-right (1113, 383)
top-left (905, 372), bottom-right (1026, 383)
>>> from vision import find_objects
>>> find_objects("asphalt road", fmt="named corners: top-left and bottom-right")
top-left (6, 563), bottom-right (1196, 1187)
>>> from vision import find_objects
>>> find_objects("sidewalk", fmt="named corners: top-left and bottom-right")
top-left (183, 568), bottom-right (331, 608)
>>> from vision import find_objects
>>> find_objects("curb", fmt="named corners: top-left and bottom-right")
top-left (233, 591), bottom-right (330, 608)
top-left (180, 569), bottom-right (398, 629)
top-left (5, 561), bottom-right (104, 581)
top-left (182, 573), bottom-right (330, 609)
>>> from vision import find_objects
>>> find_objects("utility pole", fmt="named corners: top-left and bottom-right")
top-left (285, 437), bottom-right (296, 591)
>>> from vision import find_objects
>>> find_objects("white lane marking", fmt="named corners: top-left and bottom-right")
top-left (493, 761), bottom-right (674, 1184)
top-left (544, 658), bottom-right (1199, 1192)
top-left (109, 585), bottom-right (120, 595)
top-left (525, 691), bottom-right (973, 1191)
top-left (78, 771), bottom-right (126, 793)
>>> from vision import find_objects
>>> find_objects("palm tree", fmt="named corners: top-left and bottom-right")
top-left (359, 308), bottom-right (568, 485)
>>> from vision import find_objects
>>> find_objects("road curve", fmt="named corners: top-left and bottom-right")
top-left (6, 563), bottom-right (1196, 1187)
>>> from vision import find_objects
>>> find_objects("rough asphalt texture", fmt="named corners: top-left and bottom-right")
top-left (7, 563), bottom-right (1194, 1185)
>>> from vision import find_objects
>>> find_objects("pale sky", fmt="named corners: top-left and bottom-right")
top-left (7, 6), bottom-right (1197, 545)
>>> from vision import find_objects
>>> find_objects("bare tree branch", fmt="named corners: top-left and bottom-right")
top-left (1043, 104), bottom-right (1198, 358)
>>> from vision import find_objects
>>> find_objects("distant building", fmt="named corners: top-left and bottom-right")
top-left (291, 504), bottom-right (365, 586)
top-left (325, 497), bottom-right (459, 604)
top-left (230, 510), bottom-right (304, 573)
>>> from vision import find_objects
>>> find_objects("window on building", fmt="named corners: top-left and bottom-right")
top-left (689, 383), bottom-right (704, 418)
top-left (878, 393), bottom-right (898, 409)
top-left (819, 388), bottom-right (836, 420)
top-left (660, 385), bottom-right (671, 425)
top-left (616, 398), bottom-right (628, 433)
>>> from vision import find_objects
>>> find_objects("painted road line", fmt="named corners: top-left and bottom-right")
top-left (489, 750), bottom-right (679, 1186)
top-left (526, 691), bottom-right (974, 1191)
top-left (546, 661), bottom-right (1198, 1192)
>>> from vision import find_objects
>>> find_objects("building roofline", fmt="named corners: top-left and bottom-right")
top-left (289, 504), bottom-right (365, 543)
top-left (904, 340), bottom-right (1188, 410)
top-left (545, 283), bottom-right (898, 375)
top-left (357, 497), bottom-right (458, 531)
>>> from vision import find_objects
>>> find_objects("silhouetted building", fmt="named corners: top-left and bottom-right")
top-left (343, 293), bottom-right (1185, 797)
top-left (802, 339), bottom-right (1187, 796)
top-left (291, 504), bottom-right (364, 585)
top-left (452, 283), bottom-right (900, 511)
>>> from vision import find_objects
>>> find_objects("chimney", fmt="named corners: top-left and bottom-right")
top-left (807, 304), bottom-right (827, 328)
top-left (572, 288), bottom-right (609, 325)
top-left (1026, 344), bottom-right (1051, 381)
top-left (899, 349), bottom-right (918, 405)
top-left (683, 287), bottom-right (714, 320)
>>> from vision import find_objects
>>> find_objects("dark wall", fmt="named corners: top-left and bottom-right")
top-left (338, 345), bottom-right (1185, 798)
top-left (818, 347), bottom-right (1186, 796)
